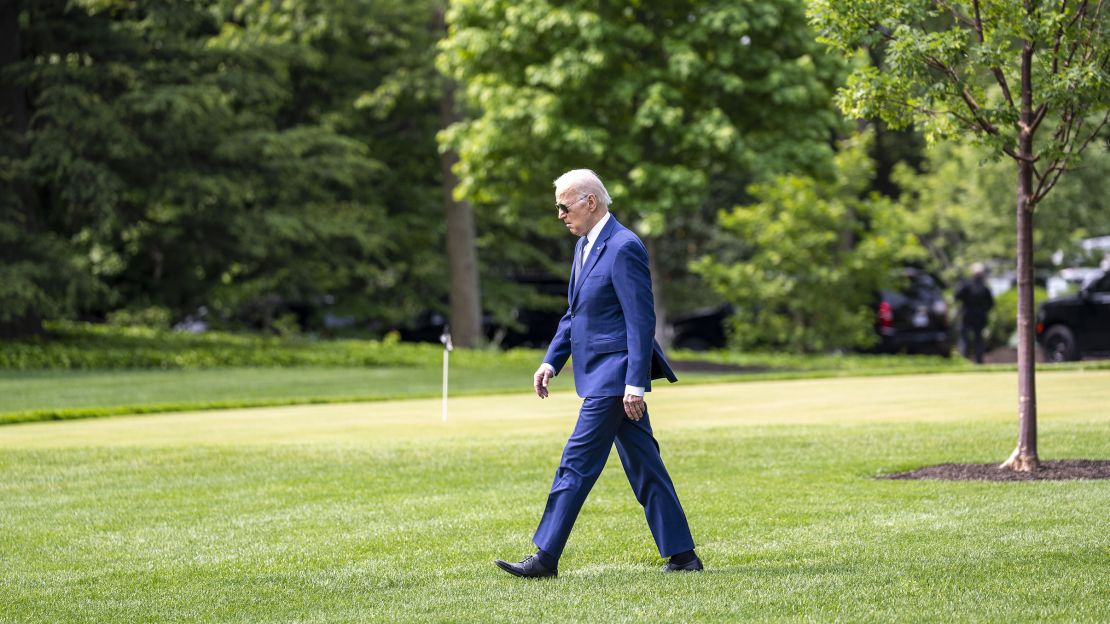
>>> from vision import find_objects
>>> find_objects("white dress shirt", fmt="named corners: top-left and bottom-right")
top-left (541, 211), bottom-right (645, 398)
top-left (580, 211), bottom-right (611, 272)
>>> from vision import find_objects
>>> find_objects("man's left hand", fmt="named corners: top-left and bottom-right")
top-left (623, 394), bottom-right (645, 421)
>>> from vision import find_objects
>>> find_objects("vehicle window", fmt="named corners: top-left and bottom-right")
top-left (1091, 273), bottom-right (1110, 293)
top-left (916, 274), bottom-right (938, 289)
top-left (904, 274), bottom-right (939, 298)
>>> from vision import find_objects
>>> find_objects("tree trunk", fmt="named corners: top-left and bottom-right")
top-left (434, 7), bottom-right (481, 348)
top-left (645, 237), bottom-right (669, 347)
top-left (1000, 41), bottom-right (1039, 472)
top-left (437, 49), bottom-right (482, 348)
top-left (1000, 158), bottom-right (1039, 471)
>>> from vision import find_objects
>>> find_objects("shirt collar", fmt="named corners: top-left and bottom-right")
top-left (585, 211), bottom-right (611, 245)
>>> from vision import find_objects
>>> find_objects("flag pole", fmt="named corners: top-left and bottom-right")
top-left (439, 325), bottom-right (453, 422)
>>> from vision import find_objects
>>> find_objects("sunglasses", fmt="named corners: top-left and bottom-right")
top-left (557, 194), bottom-right (589, 215)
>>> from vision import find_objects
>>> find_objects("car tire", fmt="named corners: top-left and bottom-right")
top-left (1043, 325), bottom-right (1079, 362)
top-left (931, 342), bottom-right (952, 357)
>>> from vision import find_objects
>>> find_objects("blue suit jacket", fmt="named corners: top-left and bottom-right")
top-left (543, 215), bottom-right (678, 398)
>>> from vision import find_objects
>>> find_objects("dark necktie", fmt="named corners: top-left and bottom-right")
top-left (573, 241), bottom-right (584, 287)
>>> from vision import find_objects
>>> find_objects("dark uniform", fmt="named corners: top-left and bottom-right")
top-left (955, 276), bottom-right (994, 363)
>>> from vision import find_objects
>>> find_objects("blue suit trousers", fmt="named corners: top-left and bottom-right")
top-left (532, 396), bottom-right (695, 559)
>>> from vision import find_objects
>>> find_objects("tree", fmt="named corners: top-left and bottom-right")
top-left (892, 139), bottom-right (1110, 283)
top-left (692, 132), bottom-right (923, 352)
top-left (205, 0), bottom-right (451, 331)
top-left (0, 0), bottom-right (125, 336)
top-left (811, 0), bottom-right (1110, 471)
top-left (1, 0), bottom-right (449, 334)
top-left (439, 0), bottom-right (844, 342)
top-left (435, 6), bottom-right (483, 348)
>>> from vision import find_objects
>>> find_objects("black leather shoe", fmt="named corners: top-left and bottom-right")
top-left (662, 556), bottom-right (704, 572)
top-left (494, 553), bottom-right (557, 578)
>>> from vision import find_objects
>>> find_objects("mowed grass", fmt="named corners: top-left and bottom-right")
top-left (8, 358), bottom-right (1104, 425)
top-left (1, 371), bottom-right (1108, 622)
top-left (0, 365), bottom-right (536, 419)
top-left (0, 365), bottom-right (749, 424)
top-left (0, 352), bottom-right (960, 423)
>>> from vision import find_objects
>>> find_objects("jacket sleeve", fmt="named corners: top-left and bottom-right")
top-left (610, 240), bottom-right (655, 389)
top-left (543, 307), bottom-right (573, 374)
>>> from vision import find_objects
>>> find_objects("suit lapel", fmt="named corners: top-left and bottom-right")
top-left (568, 237), bottom-right (585, 304)
top-left (571, 215), bottom-right (620, 306)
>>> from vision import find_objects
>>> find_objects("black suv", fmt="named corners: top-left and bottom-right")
top-left (1036, 270), bottom-right (1110, 361)
top-left (396, 276), bottom-right (567, 349)
top-left (667, 269), bottom-right (951, 354)
top-left (671, 304), bottom-right (733, 351)
top-left (873, 268), bottom-right (952, 355)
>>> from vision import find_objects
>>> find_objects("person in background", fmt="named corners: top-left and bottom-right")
top-left (955, 262), bottom-right (995, 364)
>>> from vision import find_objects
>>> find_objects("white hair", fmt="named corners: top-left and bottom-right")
top-left (553, 169), bottom-right (612, 207)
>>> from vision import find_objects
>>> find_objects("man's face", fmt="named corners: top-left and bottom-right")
top-left (556, 188), bottom-right (594, 236)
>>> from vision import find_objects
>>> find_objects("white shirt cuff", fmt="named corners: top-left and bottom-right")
top-left (542, 364), bottom-right (641, 395)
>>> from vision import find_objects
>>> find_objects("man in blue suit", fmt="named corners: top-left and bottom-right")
top-left (494, 169), bottom-right (701, 578)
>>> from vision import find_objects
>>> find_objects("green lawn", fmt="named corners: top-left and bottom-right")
top-left (0, 359), bottom-right (941, 424)
top-left (2, 371), bottom-right (1108, 622)
top-left (0, 365), bottom-right (532, 422)
top-left (0, 365), bottom-right (753, 424)
top-left (6, 319), bottom-right (1108, 426)
top-left (7, 355), bottom-right (1107, 425)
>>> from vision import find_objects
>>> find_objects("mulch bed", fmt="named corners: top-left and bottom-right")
top-left (883, 460), bottom-right (1110, 481)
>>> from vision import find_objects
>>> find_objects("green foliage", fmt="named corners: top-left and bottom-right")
top-left (203, 0), bottom-right (449, 327)
top-left (439, 0), bottom-right (845, 317)
top-left (1, 0), bottom-right (447, 334)
top-left (270, 313), bottom-right (302, 338)
top-left (0, 321), bottom-right (540, 370)
top-left (893, 141), bottom-right (1110, 281)
top-left (693, 133), bottom-right (924, 352)
top-left (811, 1), bottom-right (1110, 143)
top-left (986, 286), bottom-right (1047, 350)
top-left (0, 219), bottom-right (107, 327)
top-left (106, 306), bottom-right (173, 329)
top-left (809, 0), bottom-right (1110, 178)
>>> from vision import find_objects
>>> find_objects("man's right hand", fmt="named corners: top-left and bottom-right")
top-left (534, 366), bottom-right (554, 399)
